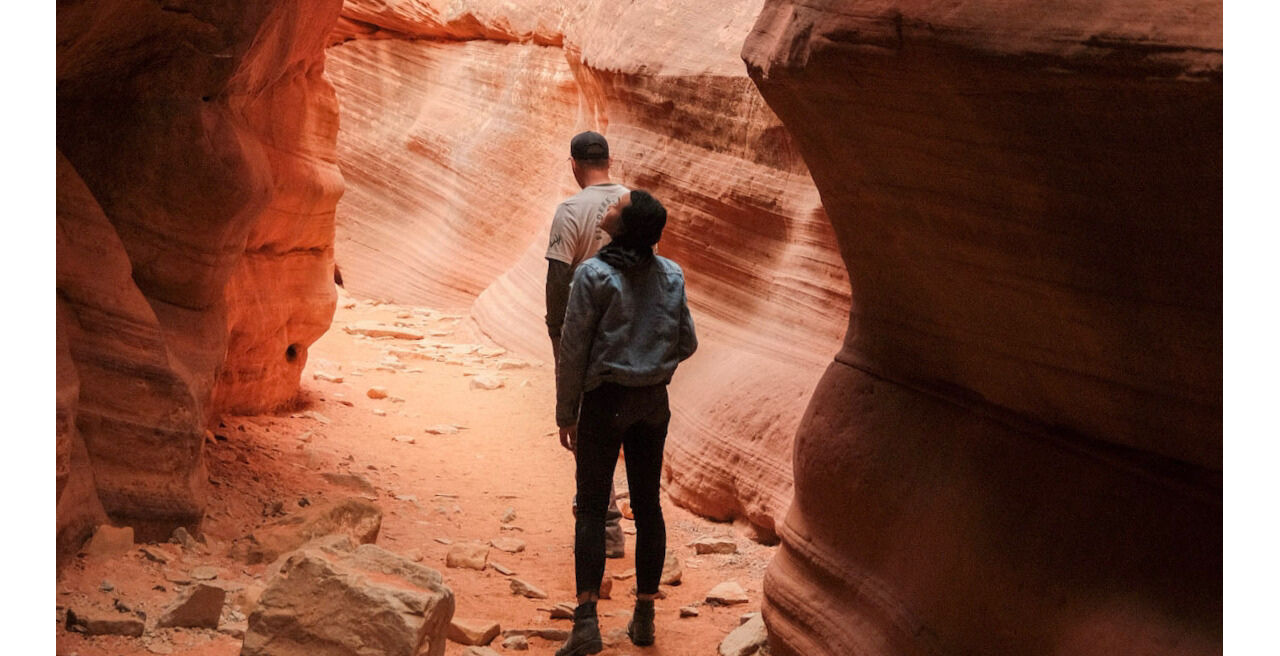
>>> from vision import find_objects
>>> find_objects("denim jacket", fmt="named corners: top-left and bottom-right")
top-left (556, 254), bottom-right (697, 427)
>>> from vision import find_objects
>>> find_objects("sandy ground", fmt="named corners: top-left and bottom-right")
top-left (56, 290), bottom-right (776, 655)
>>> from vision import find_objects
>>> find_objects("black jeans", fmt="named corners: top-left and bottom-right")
top-left (574, 382), bottom-right (670, 596)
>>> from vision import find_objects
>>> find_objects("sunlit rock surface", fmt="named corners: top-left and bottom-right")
top-left (743, 1), bottom-right (1222, 653)
top-left (327, 0), bottom-right (849, 537)
top-left (56, 0), bottom-right (344, 550)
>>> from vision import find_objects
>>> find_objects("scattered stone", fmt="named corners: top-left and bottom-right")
top-left (502, 634), bottom-right (530, 650)
top-left (489, 537), bottom-right (526, 553)
top-left (449, 618), bottom-right (501, 646)
top-left (65, 607), bottom-right (144, 636)
top-left (367, 386), bottom-right (389, 399)
top-left (82, 525), bottom-right (134, 556)
top-left (462, 648), bottom-right (502, 656)
top-left (229, 497), bottom-right (383, 565)
top-left (613, 568), bottom-right (636, 580)
top-left (661, 549), bottom-right (683, 586)
top-left (446, 543), bottom-right (489, 571)
top-left (424, 424), bottom-right (461, 435)
top-left (343, 321), bottom-right (424, 340)
top-left (396, 312), bottom-right (413, 319)
top-left (242, 543), bottom-right (452, 656)
top-left (469, 375), bottom-right (504, 391)
top-left (503, 628), bottom-right (570, 641)
top-left (164, 570), bottom-right (192, 585)
top-left (158, 583), bottom-right (226, 628)
top-left (433, 537), bottom-right (453, 545)
top-left (190, 565), bottom-right (220, 581)
top-left (305, 411), bottom-right (332, 424)
top-left (313, 372), bottom-right (343, 383)
top-left (372, 408), bottom-right (387, 417)
top-left (219, 622), bottom-right (248, 640)
top-left (496, 358), bottom-right (529, 370)
top-left (548, 602), bottom-right (576, 620)
top-left (706, 581), bottom-right (750, 606)
top-left (602, 627), bottom-right (630, 647)
top-left (392, 435), bottom-right (416, 444)
top-left (406, 548), bottom-right (424, 562)
top-left (691, 536), bottom-right (739, 555)
top-left (478, 346), bottom-right (506, 357)
top-left (490, 561), bottom-right (515, 576)
top-left (98, 580), bottom-right (114, 592)
top-left (509, 578), bottom-right (548, 599)
top-left (389, 395), bottom-right (406, 403)
top-left (500, 507), bottom-right (517, 523)
top-left (321, 472), bottom-right (377, 495)
top-left (719, 612), bottom-right (769, 656)
top-left (680, 605), bottom-right (701, 618)
top-left (145, 640), bottom-right (174, 654)
top-left (599, 577), bottom-right (613, 599)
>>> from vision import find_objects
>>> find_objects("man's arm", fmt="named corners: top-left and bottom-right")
top-left (545, 259), bottom-right (574, 341)
top-left (556, 265), bottom-right (601, 428)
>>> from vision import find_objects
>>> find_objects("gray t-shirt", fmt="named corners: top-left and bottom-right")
top-left (546, 183), bottom-right (629, 266)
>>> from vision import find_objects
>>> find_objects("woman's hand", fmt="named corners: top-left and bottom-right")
top-left (559, 424), bottom-right (578, 452)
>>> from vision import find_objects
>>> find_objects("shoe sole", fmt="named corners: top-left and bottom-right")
top-left (557, 639), bottom-right (603, 656)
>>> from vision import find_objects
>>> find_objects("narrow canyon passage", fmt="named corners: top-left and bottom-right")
top-left (57, 290), bottom-right (775, 655)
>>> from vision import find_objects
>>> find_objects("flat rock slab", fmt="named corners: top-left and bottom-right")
top-left (82, 525), bottom-right (134, 556)
top-left (691, 536), bottom-right (739, 555)
top-left (242, 542), bottom-right (454, 656)
top-left (367, 386), bottom-right (389, 399)
top-left (321, 472), bottom-right (376, 495)
top-left (462, 648), bottom-right (502, 656)
top-left (680, 605), bottom-right (701, 617)
top-left (509, 578), bottom-right (548, 599)
top-left (706, 581), bottom-right (750, 606)
top-left (343, 321), bottom-right (424, 340)
top-left (489, 537), bottom-right (526, 553)
top-left (502, 634), bottom-right (530, 650)
top-left (158, 583), bottom-right (226, 629)
top-left (446, 542), bottom-right (490, 570)
top-left (449, 618), bottom-right (501, 646)
top-left (503, 628), bottom-right (570, 641)
top-left (424, 424), bottom-right (461, 435)
top-left (66, 607), bottom-right (144, 636)
top-left (229, 497), bottom-right (382, 565)
top-left (469, 375), bottom-right (504, 391)
top-left (719, 613), bottom-right (769, 656)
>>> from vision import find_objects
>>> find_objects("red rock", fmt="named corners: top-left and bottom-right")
top-left (229, 497), bottom-right (383, 565)
top-left (57, 0), bottom-right (345, 549)
top-left (743, 1), bottom-right (1222, 654)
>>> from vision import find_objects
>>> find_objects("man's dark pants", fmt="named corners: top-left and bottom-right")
top-left (574, 382), bottom-right (669, 596)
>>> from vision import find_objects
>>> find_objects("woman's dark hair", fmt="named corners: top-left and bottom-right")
top-left (616, 189), bottom-right (667, 248)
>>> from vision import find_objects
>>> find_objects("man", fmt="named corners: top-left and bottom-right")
top-left (554, 190), bottom-right (698, 655)
top-left (546, 131), bottom-right (628, 559)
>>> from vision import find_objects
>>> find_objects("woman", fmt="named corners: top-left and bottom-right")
top-left (554, 189), bottom-right (697, 655)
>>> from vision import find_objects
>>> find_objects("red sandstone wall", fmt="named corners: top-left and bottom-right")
top-left (742, 1), bottom-right (1222, 653)
top-left (56, 0), bottom-right (345, 551)
top-left (326, 0), bottom-right (850, 538)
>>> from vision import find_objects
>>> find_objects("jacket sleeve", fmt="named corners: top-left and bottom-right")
top-left (676, 282), bottom-right (697, 362)
top-left (556, 265), bottom-right (601, 427)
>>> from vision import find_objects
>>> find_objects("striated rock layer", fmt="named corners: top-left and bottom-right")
top-left (57, 0), bottom-right (344, 550)
top-left (743, 1), bottom-right (1222, 654)
top-left (328, 0), bottom-right (850, 537)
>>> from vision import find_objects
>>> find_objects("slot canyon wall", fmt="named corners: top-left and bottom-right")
top-left (743, 1), bottom-right (1223, 654)
top-left (57, 0), bottom-right (345, 560)
top-left (324, 0), bottom-right (851, 539)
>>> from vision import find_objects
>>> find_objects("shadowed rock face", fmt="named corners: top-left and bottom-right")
top-left (326, 0), bottom-right (850, 539)
top-left (742, 1), bottom-right (1222, 654)
top-left (56, 0), bottom-right (344, 550)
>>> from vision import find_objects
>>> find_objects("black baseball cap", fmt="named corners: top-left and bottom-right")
top-left (570, 131), bottom-right (609, 160)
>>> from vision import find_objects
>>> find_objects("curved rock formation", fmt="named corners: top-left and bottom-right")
top-left (327, 0), bottom-right (850, 537)
top-left (743, 1), bottom-right (1222, 653)
top-left (57, 0), bottom-right (344, 550)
